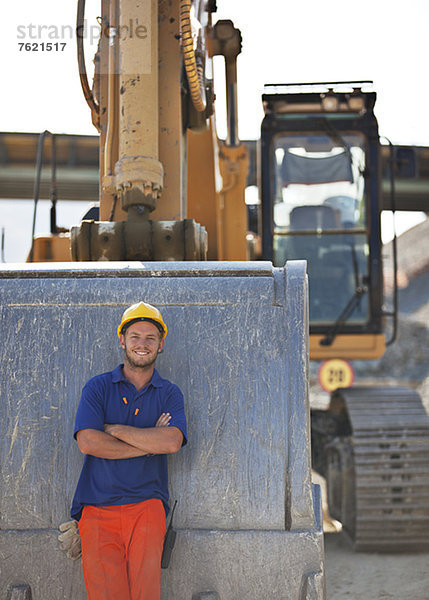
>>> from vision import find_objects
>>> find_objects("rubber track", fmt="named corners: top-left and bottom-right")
top-left (338, 386), bottom-right (429, 551)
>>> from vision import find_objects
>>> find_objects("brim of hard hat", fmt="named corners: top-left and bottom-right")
top-left (117, 317), bottom-right (167, 339)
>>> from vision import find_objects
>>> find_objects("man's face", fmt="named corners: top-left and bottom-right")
top-left (120, 321), bottom-right (164, 370)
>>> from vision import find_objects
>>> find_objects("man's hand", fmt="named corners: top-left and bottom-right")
top-left (156, 412), bottom-right (172, 427)
top-left (104, 423), bottom-right (119, 436)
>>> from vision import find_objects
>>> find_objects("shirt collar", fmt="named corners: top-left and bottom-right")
top-left (111, 364), bottom-right (126, 383)
top-left (111, 364), bottom-right (163, 388)
top-left (150, 369), bottom-right (163, 388)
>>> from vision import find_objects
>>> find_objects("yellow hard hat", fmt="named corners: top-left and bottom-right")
top-left (117, 302), bottom-right (167, 339)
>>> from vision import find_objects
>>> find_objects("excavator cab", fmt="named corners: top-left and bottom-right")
top-left (259, 83), bottom-right (429, 551)
top-left (260, 83), bottom-right (385, 360)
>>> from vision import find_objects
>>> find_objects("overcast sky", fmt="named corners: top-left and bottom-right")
top-left (1, 0), bottom-right (428, 261)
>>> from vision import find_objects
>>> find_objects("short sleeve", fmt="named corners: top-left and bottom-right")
top-left (165, 384), bottom-right (187, 446)
top-left (74, 377), bottom-right (106, 439)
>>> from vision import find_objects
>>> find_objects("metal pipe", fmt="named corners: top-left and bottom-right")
top-left (225, 57), bottom-right (238, 147)
top-left (210, 20), bottom-right (241, 147)
top-left (385, 139), bottom-right (398, 346)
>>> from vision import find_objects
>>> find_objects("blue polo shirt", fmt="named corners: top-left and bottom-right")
top-left (71, 365), bottom-right (187, 520)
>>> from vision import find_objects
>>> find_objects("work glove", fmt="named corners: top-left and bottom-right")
top-left (58, 520), bottom-right (82, 560)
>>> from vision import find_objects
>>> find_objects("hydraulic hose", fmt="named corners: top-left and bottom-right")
top-left (29, 130), bottom-right (50, 262)
top-left (49, 133), bottom-right (58, 234)
top-left (104, 1), bottom-right (117, 179)
top-left (76, 0), bottom-right (100, 129)
top-left (28, 131), bottom-right (59, 261)
top-left (180, 0), bottom-right (206, 112)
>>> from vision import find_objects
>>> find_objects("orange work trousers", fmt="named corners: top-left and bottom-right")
top-left (79, 499), bottom-right (166, 600)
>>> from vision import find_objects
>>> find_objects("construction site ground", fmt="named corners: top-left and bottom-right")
top-left (323, 530), bottom-right (429, 599)
top-left (312, 470), bottom-right (429, 599)
top-left (312, 219), bottom-right (429, 599)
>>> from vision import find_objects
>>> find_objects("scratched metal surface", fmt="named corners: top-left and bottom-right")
top-left (161, 525), bottom-right (325, 599)
top-left (0, 261), bottom-right (324, 599)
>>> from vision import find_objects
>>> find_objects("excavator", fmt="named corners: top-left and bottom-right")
top-left (0, 1), bottom-right (325, 599)
top-left (1, 1), bottom-right (429, 598)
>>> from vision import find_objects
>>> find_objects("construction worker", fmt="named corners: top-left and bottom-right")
top-left (70, 301), bottom-right (187, 600)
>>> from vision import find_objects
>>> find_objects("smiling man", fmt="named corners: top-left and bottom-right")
top-left (71, 302), bottom-right (187, 600)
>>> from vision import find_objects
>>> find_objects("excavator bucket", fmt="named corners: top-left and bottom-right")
top-left (0, 260), bottom-right (325, 600)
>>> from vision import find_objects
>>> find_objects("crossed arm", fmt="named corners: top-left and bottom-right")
top-left (76, 413), bottom-right (184, 459)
